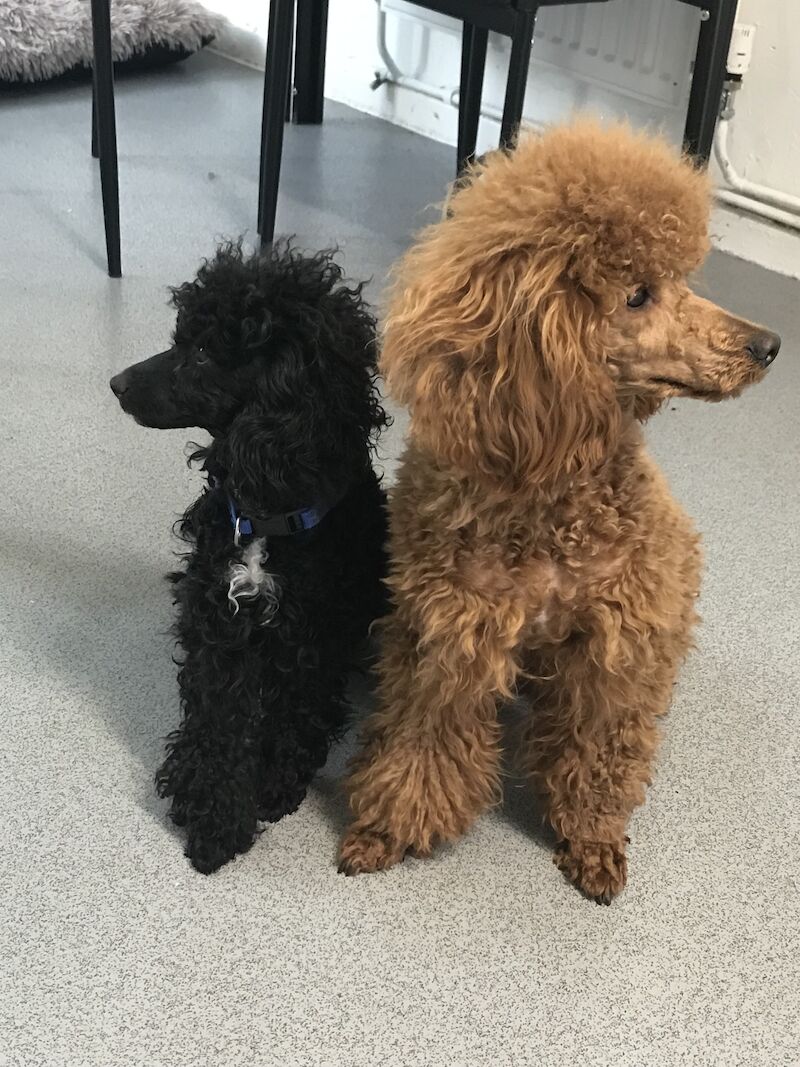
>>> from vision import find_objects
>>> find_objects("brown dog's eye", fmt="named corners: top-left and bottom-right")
top-left (627, 286), bottom-right (650, 309)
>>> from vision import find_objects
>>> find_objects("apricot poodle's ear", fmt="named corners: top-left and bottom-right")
top-left (381, 246), bottom-right (620, 491)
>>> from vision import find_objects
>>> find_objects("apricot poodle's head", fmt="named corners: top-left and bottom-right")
top-left (382, 122), bottom-right (780, 490)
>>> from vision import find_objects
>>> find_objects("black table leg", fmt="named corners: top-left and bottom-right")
top-left (457, 22), bottom-right (488, 175)
top-left (258, 0), bottom-right (295, 243)
top-left (293, 0), bottom-right (328, 124)
top-left (683, 0), bottom-right (737, 163)
top-left (90, 0), bottom-right (121, 277)
top-left (500, 7), bottom-right (537, 148)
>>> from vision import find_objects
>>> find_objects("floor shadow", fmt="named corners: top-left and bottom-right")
top-left (10, 189), bottom-right (108, 273)
top-left (307, 665), bottom-right (379, 851)
top-left (0, 526), bottom-right (177, 782)
top-left (498, 701), bottom-right (560, 851)
top-left (500, 770), bottom-right (559, 852)
top-left (2, 521), bottom-right (391, 844)
top-left (306, 681), bottom-right (561, 855)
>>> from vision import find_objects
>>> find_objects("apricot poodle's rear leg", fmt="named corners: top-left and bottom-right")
top-left (340, 607), bottom-right (522, 875)
top-left (522, 629), bottom-right (686, 903)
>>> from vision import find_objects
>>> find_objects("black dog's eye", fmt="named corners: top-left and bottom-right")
top-left (627, 286), bottom-right (650, 309)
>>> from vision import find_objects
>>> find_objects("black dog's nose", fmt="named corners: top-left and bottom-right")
top-left (110, 372), bottom-right (129, 397)
top-left (746, 330), bottom-right (781, 367)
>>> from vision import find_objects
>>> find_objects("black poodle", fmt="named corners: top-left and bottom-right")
top-left (110, 242), bottom-right (389, 874)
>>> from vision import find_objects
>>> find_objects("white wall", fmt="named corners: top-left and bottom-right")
top-left (205, 0), bottom-right (800, 277)
top-left (716, 2), bottom-right (799, 198)
top-left (708, 1), bottom-right (800, 277)
top-left (202, 0), bottom-right (275, 67)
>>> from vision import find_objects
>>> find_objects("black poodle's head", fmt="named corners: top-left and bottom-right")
top-left (111, 242), bottom-right (388, 513)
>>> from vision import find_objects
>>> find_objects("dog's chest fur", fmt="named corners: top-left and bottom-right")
top-left (226, 537), bottom-right (280, 623)
top-left (394, 440), bottom-right (702, 650)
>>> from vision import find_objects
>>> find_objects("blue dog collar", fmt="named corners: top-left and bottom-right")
top-left (205, 469), bottom-right (337, 545)
top-left (225, 493), bottom-right (329, 544)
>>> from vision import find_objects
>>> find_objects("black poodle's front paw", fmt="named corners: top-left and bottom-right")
top-left (184, 828), bottom-right (251, 875)
top-left (163, 783), bottom-right (260, 873)
top-left (181, 811), bottom-right (260, 874)
top-left (186, 836), bottom-right (232, 875)
top-left (258, 783), bottom-right (308, 824)
top-left (157, 747), bottom-right (262, 872)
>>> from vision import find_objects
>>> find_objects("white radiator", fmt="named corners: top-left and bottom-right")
top-left (381, 0), bottom-right (701, 111)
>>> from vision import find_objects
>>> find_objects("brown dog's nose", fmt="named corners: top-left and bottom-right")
top-left (746, 330), bottom-right (781, 367)
top-left (110, 372), bottom-right (129, 397)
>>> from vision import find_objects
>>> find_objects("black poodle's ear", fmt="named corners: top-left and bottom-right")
top-left (191, 242), bottom-right (388, 509)
top-left (212, 397), bottom-right (351, 516)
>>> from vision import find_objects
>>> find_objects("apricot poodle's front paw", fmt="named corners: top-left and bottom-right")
top-left (338, 828), bottom-right (407, 876)
top-left (556, 839), bottom-right (628, 904)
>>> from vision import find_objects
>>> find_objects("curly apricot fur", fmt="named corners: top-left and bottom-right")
top-left (340, 122), bottom-right (777, 902)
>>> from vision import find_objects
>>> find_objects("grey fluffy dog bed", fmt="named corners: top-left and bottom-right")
top-left (0, 0), bottom-right (224, 83)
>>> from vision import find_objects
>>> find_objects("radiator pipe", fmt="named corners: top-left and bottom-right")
top-left (372, 2), bottom-right (543, 131)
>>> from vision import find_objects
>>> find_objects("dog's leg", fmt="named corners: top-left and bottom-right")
top-left (161, 637), bottom-right (347, 872)
top-left (521, 616), bottom-right (695, 903)
top-left (339, 600), bottom-right (523, 875)
top-left (256, 662), bottom-right (347, 824)
top-left (156, 643), bottom-right (266, 875)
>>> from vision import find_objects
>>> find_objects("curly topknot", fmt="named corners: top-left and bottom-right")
top-left (445, 121), bottom-right (711, 297)
top-left (170, 240), bottom-right (372, 368)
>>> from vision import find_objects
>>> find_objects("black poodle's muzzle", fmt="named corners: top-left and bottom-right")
top-left (110, 348), bottom-right (190, 429)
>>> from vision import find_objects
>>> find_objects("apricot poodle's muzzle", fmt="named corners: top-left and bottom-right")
top-left (745, 329), bottom-right (781, 368)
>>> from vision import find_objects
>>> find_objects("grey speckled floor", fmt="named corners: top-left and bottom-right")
top-left (1, 52), bottom-right (799, 1067)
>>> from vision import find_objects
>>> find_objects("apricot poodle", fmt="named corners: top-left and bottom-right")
top-left (339, 122), bottom-right (780, 902)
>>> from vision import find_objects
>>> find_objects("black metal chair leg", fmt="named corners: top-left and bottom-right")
top-left (682, 0), bottom-right (737, 163)
top-left (90, 0), bottom-right (121, 277)
top-left (91, 85), bottom-right (99, 158)
top-left (457, 23), bottom-right (473, 159)
top-left (285, 10), bottom-right (295, 122)
top-left (500, 7), bottom-right (537, 148)
top-left (258, 0), bottom-right (295, 243)
top-left (457, 22), bottom-right (488, 175)
top-left (293, 0), bottom-right (328, 124)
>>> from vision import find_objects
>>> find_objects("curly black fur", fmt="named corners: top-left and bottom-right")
top-left (110, 242), bottom-right (389, 873)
